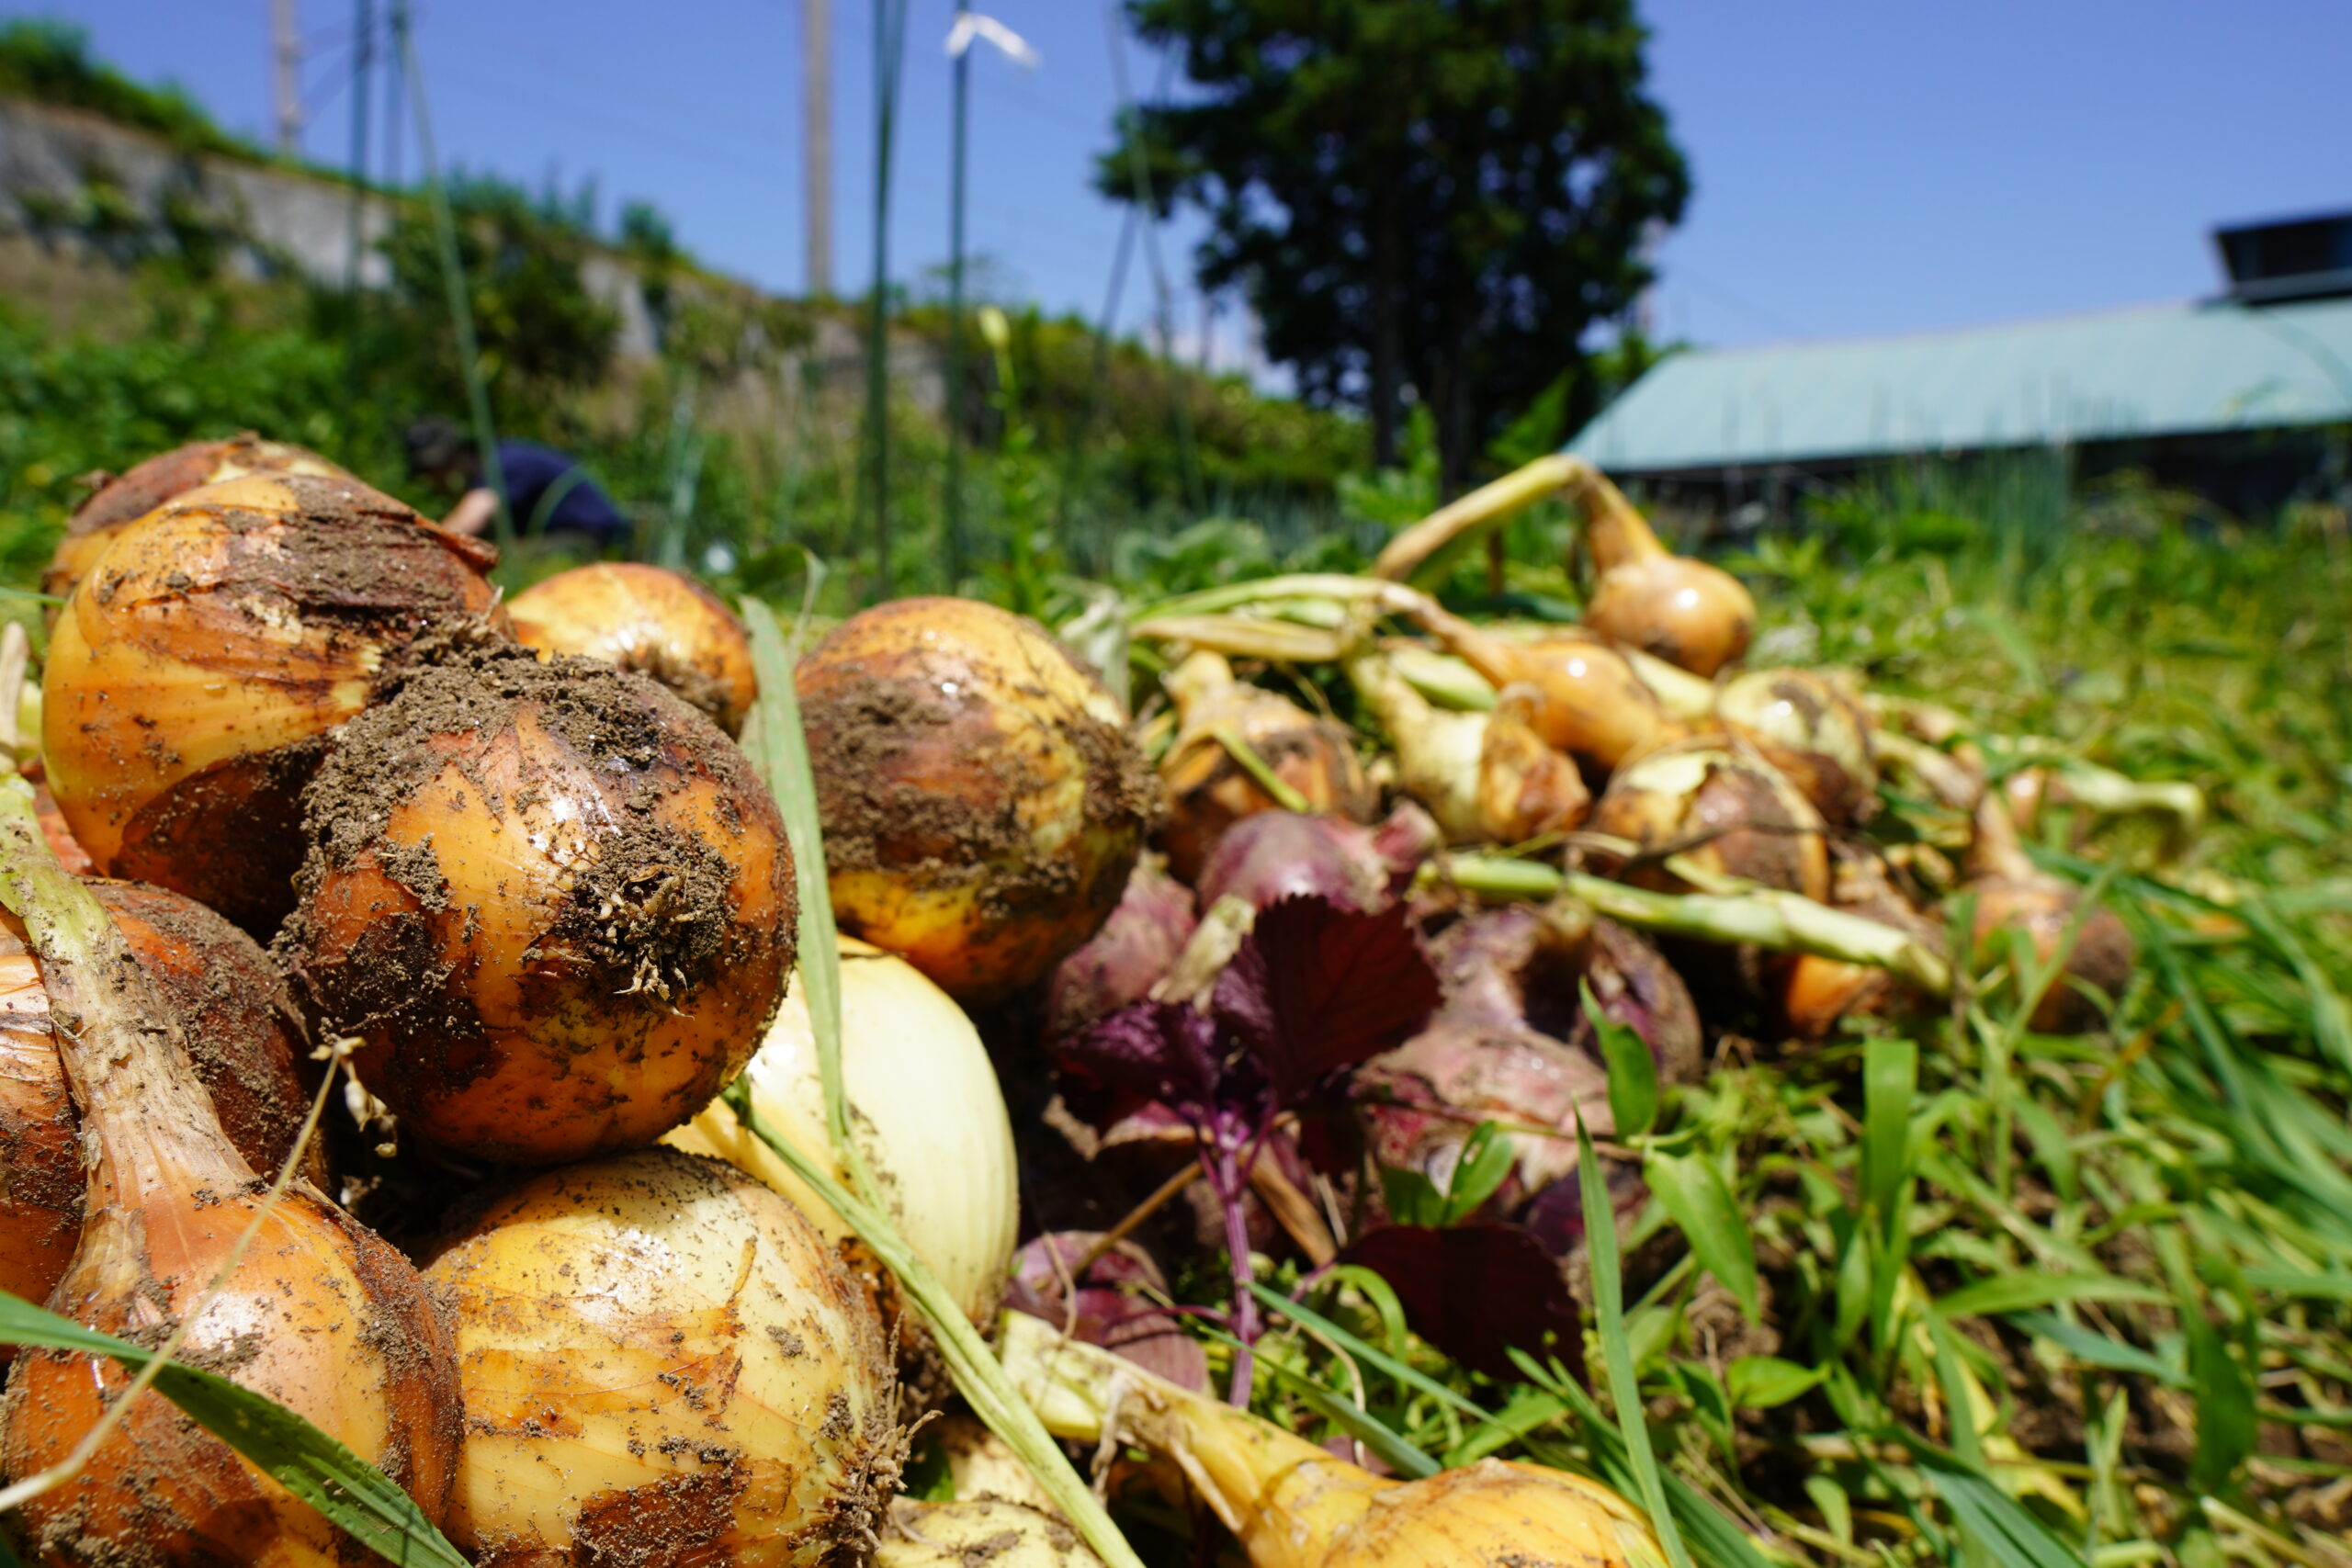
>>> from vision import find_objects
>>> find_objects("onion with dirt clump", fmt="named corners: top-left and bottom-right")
top-left (797, 597), bottom-right (1153, 1004)
top-left (1158, 650), bottom-right (1374, 881)
top-left (285, 644), bottom-right (794, 1165)
top-left (508, 561), bottom-right (759, 735)
top-left (43, 434), bottom-right (356, 606)
top-left (423, 1147), bottom-right (901, 1568)
top-left (41, 471), bottom-right (505, 933)
top-left (0, 776), bottom-right (462, 1567)
top-left (667, 936), bottom-right (1019, 1328)
top-left (1589, 739), bottom-right (1830, 901)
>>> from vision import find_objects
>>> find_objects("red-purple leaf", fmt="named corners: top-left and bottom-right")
top-left (1213, 894), bottom-right (1441, 1107)
top-left (1340, 1223), bottom-right (1583, 1380)
top-left (1057, 999), bottom-right (1233, 1122)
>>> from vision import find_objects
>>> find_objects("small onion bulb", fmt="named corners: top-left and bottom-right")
top-left (507, 562), bottom-right (759, 736)
top-left (1589, 739), bottom-right (1830, 901)
top-left (1001, 1311), bottom-right (1666, 1568)
top-left (1159, 650), bottom-right (1374, 882)
top-left (42, 434), bottom-right (356, 606)
top-left (667, 937), bottom-right (1019, 1328)
top-left (422, 1148), bottom-right (900, 1568)
top-left (41, 472), bottom-right (505, 933)
top-left (1715, 668), bottom-right (1877, 824)
top-left (286, 645), bottom-right (794, 1164)
top-left (1577, 473), bottom-right (1755, 677)
top-left (797, 597), bottom-right (1153, 1003)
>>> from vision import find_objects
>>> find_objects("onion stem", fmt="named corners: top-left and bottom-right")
top-left (1429, 851), bottom-right (1954, 997)
top-left (1137, 574), bottom-right (1416, 623)
top-left (0, 774), bottom-right (345, 1516)
top-left (1210, 724), bottom-right (1312, 814)
top-left (1371, 453), bottom-right (1588, 586)
top-left (1129, 614), bottom-right (1353, 664)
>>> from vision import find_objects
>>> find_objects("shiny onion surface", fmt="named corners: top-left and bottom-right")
top-left (42, 471), bottom-right (504, 933)
top-left (508, 561), bottom-right (758, 735)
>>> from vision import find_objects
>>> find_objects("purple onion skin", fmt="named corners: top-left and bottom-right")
top-left (1005, 1234), bottom-right (1208, 1391)
top-left (1193, 803), bottom-right (1440, 912)
top-left (1046, 857), bottom-right (1198, 1039)
top-left (1429, 908), bottom-right (1703, 1086)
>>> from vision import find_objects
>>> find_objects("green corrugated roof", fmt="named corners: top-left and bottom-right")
top-left (1567, 296), bottom-right (2352, 473)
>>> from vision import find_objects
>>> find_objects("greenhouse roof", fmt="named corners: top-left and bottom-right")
top-left (1567, 296), bottom-right (2352, 474)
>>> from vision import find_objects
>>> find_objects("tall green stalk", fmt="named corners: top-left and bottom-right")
top-left (393, 1), bottom-right (510, 548)
top-left (339, 0), bottom-right (373, 429)
top-left (863, 0), bottom-right (910, 596)
top-left (944, 12), bottom-right (971, 586)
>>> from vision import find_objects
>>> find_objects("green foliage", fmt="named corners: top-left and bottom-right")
top-left (1104, 0), bottom-right (1688, 488)
top-left (0, 20), bottom-right (254, 161)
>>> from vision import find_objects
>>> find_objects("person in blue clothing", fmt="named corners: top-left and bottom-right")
top-left (403, 418), bottom-right (634, 553)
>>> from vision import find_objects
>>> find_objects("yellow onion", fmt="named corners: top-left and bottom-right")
top-left (1159, 650), bottom-right (1374, 883)
top-left (1577, 472), bottom-right (1754, 677)
top-left (42, 434), bottom-right (356, 606)
top-left (422, 1147), bottom-right (900, 1568)
top-left (667, 937), bottom-right (1018, 1327)
top-left (1590, 739), bottom-right (1829, 901)
top-left (1001, 1312), bottom-right (1665, 1568)
top-left (42, 472), bottom-right (504, 933)
top-left (1960, 795), bottom-right (2135, 1032)
top-left (797, 597), bottom-right (1153, 1003)
top-left (1345, 654), bottom-right (1587, 846)
top-left (1405, 604), bottom-right (1683, 775)
top-left (508, 561), bottom-right (759, 736)
top-left (0, 779), bottom-right (461, 1565)
top-left (1714, 668), bottom-right (1878, 823)
top-left (879, 1500), bottom-right (1104, 1568)
top-left (0, 878), bottom-right (328, 1318)
top-left (1773, 854), bottom-right (1942, 1042)
top-left (286, 645), bottom-right (794, 1164)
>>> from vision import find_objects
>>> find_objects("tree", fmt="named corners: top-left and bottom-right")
top-left (1100, 0), bottom-right (1689, 494)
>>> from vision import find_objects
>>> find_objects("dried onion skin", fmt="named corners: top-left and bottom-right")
top-left (422, 1148), bottom-right (900, 1568)
top-left (41, 471), bottom-right (504, 933)
top-left (508, 561), bottom-right (759, 736)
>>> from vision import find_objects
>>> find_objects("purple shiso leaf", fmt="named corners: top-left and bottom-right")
top-left (1213, 894), bottom-right (1442, 1111)
top-left (1340, 1223), bottom-right (1583, 1380)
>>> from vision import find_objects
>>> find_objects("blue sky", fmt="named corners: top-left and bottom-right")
top-left (32, 0), bottom-right (2352, 372)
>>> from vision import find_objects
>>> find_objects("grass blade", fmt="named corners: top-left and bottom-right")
top-left (2007, 1313), bottom-right (2186, 1388)
top-left (731, 597), bottom-right (1145, 1568)
top-left (1577, 1112), bottom-right (1695, 1568)
top-left (1909, 1444), bottom-right (2088, 1568)
top-left (1936, 1274), bottom-right (2168, 1320)
top-left (1645, 1150), bottom-right (1759, 1322)
top-left (1201, 1326), bottom-right (1439, 1479)
top-left (1586, 979), bottom-right (1659, 1137)
top-left (0, 1292), bottom-right (468, 1568)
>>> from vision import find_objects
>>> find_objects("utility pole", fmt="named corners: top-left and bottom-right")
top-left (272, 0), bottom-right (303, 156)
top-left (803, 0), bottom-right (832, 297)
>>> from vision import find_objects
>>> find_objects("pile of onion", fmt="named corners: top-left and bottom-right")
top-left (0, 878), bottom-right (325, 1315)
top-left (423, 1147), bottom-right (900, 1568)
top-left (1001, 1311), bottom-right (1666, 1568)
top-left (42, 434), bottom-right (356, 606)
top-left (284, 643), bottom-right (794, 1164)
top-left (1157, 649), bottom-right (1374, 881)
top-left (797, 596), bottom-right (1153, 1003)
top-left (507, 561), bottom-right (759, 735)
top-left (0, 776), bottom-right (462, 1564)
top-left (42, 472), bottom-right (504, 932)
top-left (1403, 604), bottom-right (1684, 775)
top-left (668, 936), bottom-right (1020, 1328)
